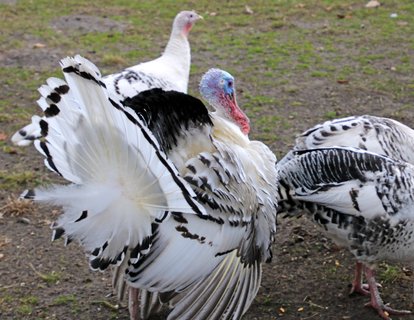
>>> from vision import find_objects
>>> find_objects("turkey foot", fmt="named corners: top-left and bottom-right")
top-left (349, 262), bottom-right (381, 296)
top-left (364, 267), bottom-right (411, 320)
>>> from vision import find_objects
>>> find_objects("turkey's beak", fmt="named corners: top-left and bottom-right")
top-left (226, 92), bottom-right (241, 113)
top-left (225, 91), bottom-right (250, 135)
top-left (226, 92), bottom-right (236, 105)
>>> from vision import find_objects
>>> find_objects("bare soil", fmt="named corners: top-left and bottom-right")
top-left (2, 9), bottom-right (414, 320)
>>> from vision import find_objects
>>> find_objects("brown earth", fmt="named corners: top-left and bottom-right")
top-left (1, 6), bottom-right (414, 320)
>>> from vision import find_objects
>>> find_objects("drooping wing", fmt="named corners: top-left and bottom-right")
top-left (278, 147), bottom-right (414, 217)
top-left (278, 147), bottom-right (414, 250)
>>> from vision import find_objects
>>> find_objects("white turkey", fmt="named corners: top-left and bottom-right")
top-left (20, 56), bottom-right (279, 320)
top-left (278, 114), bottom-right (414, 315)
top-left (278, 147), bottom-right (414, 319)
top-left (11, 10), bottom-right (202, 147)
top-left (279, 115), bottom-right (414, 167)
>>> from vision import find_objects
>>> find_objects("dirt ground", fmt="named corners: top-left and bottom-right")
top-left (1, 3), bottom-right (414, 320)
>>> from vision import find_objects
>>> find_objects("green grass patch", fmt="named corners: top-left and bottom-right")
top-left (52, 294), bottom-right (77, 306)
top-left (20, 296), bottom-right (39, 305)
top-left (324, 111), bottom-right (338, 120)
top-left (38, 271), bottom-right (61, 284)
top-left (0, 170), bottom-right (41, 190)
top-left (378, 263), bottom-right (401, 284)
top-left (16, 304), bottom-right (33, 315)
top-left (310, 70), bottom-right (329, 78)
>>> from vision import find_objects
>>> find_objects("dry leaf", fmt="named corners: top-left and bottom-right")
top-left (0, 196), bottom-right (36, 217)
top-left (245, 5), bottom-right (253, 14)
top-left (209, 12), bottom-right (217, 16)
top-left (4, 147), bottom-right (17, 155)
top-left (402, 267), bottom-right (412, 276)
top-left (397, 21), bottom-right (408, 26)
top-left (365, 0), bottom-right (380, 8)
top-left (337, 79), bottom-right (349, 84)
top-left (0, 235), bottom-right (12, 248)
top-left (296, 3), bottom-right (305, 8)
top-left (0, 132), bottom-right (7, 141)
top-left (33, 43), bottom-right (46, 49)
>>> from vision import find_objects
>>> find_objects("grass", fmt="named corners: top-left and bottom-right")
top-left (378, 263), bottom-right (402, 284)
top-left (52, 294), bottom-right (81, 317)
top-left (52, 294), bottom-right (77, 306)
top-left (0, 170), bottom-right (40, 190)
top-left (13, 295), bottom-right (39, 316)
top-left (16, 304), bottom-right (33, 315)
top-left (35, 270), bottom-right (62, 284)
top-left (324, 111), bottom-right (338, 120)
top-left (2, 3), bottom-right (413, 92)
top-left (28, 263), bottom-right (62, 284)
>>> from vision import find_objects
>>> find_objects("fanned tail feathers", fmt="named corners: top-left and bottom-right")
top-left (22, 55), bottom-right (205, 269)
top-left (167, 250), bottom-right (261, 320)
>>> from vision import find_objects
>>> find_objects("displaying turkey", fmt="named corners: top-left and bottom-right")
top-left (277, 147), bottom-right (414, 319)
top-left (279, 115), bottom-right (414, 167)
top-left (20, 56), bottom-right (279, 320)
top-left (11, 10), bottom-right (202, 147)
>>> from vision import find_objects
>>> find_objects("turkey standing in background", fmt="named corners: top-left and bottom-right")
top-left (21, 56), bottom-right (279, 320)
top-left (278, 147), bottom-right (414, 319)
top-left (12, 10), bottom-right (202, 146)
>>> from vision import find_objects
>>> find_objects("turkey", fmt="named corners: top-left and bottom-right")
top-left (277, 114), bottom-right (414, 316)
top-left (11, 10), bottom-right (202, 147)
top-left (279, 115), bottom-right (414, 167)
top-left (20, 56), bottom-right (279, 320)
top-left (277, 147), bottom-right (414, 319)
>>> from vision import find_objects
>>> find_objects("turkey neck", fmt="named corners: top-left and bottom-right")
top-left (161, 31), bottom-right (191, 89)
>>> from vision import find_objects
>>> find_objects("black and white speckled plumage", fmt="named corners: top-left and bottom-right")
top-left (278, 147), bottom-right (414, 318)
top-left (278, 147), bottom-right (414, 264)
top-left (279, 115), bottom-right (414, 167)
top-left (21, 56), bottom-right (279, 320)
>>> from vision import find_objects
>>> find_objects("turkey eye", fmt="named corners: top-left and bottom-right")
top-left (190, 14), bottom-right (194, 18)
top-left (228, 81), bottom-right (233, 87)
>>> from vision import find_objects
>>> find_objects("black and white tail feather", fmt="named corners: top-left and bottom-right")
top-left (22, 55), bottom-right (205, 270)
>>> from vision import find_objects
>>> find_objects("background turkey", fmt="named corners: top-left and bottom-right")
top-left (11, 10), bottom-right (202, 147)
